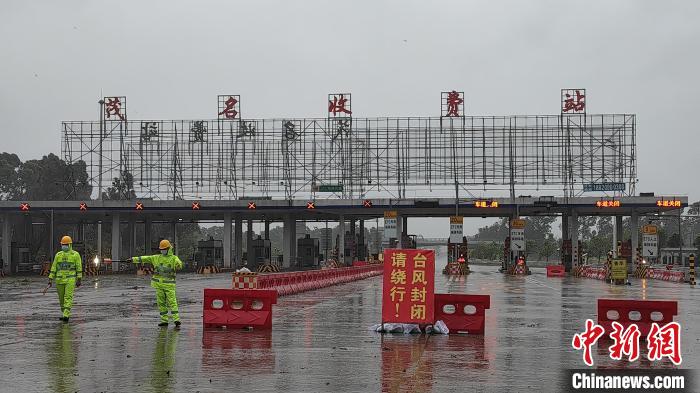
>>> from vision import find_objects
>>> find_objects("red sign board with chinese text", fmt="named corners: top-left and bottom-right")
top-left (561, 89), bottom-right (586, 114)
top-left (382, 249), bottom-right (435, 324)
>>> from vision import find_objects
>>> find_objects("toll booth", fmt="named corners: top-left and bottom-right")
top-left (297, 234), bottom-right (320, 268)
top-left (12, 242), bottom-right (32, 273)
top-left (196, 236), bottom-right (223, 268)
top-left (447, 236), bottom-right (469, 264)
top-left (336, 231), bottom-right (356, 265)
top-left (250, 235), bottom-right (271, 270)
top-left (501, 237), bottom-right (511, 272)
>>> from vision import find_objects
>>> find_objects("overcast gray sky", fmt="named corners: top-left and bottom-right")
top-left (1, 1), bottom-right (699, 236)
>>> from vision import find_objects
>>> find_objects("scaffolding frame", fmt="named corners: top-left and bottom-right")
top-left (61, 114), bottom-right (637, 200)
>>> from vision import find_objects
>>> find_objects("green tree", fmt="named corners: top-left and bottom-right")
top-left (102, 170), bottom-right (136, 200)
top-left (10, 154), bottom-right (91, 200)
top-left (538, 235), bottom-right (558, 262)
top-left (0, 152), bottom-right (21, 199)
top-left (475, 218), bottom-right (509, 241)
top-left (587, 232), bottom-right (612, 263)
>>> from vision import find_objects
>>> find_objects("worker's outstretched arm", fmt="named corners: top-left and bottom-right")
top-left (130, 255), bottom-right (156, 265)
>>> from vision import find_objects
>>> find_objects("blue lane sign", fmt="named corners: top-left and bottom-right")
top-left (583, 183), bottom-right (625, 192)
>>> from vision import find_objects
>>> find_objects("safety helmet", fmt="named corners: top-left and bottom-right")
top-left (60, 235), bottom-right (72, 245)
top-left (159, 239), bottom-right (171, 250)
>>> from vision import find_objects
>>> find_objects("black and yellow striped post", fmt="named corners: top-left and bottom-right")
top-left (606, 250), bottom-right (613, 282)
top-left (689, 254), bottom-right (696, 286)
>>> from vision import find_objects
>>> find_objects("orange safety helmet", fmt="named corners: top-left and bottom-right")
top-left (159, 239), bottom-right (172, 250)
top-left (60, 235), bottom-right (72, 245)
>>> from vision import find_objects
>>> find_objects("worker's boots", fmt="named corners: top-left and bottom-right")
top-left (174, 321), bottom-right (181, 329)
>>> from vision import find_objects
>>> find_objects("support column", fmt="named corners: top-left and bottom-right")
top-left (97, 221), bottom-right (103, 260)
top-left (359, 220), bottom-right (365, 261)
top-left (246, 220), bottom-right (253, 266)
top-left (283, 215), bottom-right (296, 268)
top-left (2, 214), bottom-right (11, 275)
top-left (234, 217), bottom-right (243, 267)
top-left (338, 215), bottom-right (346, 264)
top-left (615, 216), bottom-right (623, 256)
top-left (396, 215), bottom-right (404, 248)
top-left (144, 217), bottom-right (152, 254)
top-left (49, 210), bottom-right (54, 259)
top-left (611, 216), bottom-right (617, 257)
top-left (111, 213), bottom-right (121, 272)
top-left (350, 219), bottom-right (356, 262)
top-left (171, 221), bottom-right (178, 255)
top-left (77, 222), bottom-right (84, 243)
top-left (223, 213), bottom-right (232, 268)
top-left (264, 220), bottom-right (270, 239)
top-left (128, 216), bottom-right (136, 259)
top-left (571, 210), bottom-right (579, 268)
top-left (630, 212), bottom-right (639, 273)
top-left (562, 214), bottom-right (570, 272)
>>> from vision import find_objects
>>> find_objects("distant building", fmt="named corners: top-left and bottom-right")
top-left (658, 247), bottom-right (697, 266)
top-left (195, 236), bottom-right (223, 267)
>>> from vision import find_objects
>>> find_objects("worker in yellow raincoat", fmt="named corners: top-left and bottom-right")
top-left (128, 239), bottom-right (183, 327)
top-left (48, 236), bottom-right (82, 322)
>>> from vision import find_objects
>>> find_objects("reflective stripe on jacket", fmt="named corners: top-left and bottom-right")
top-left (132, 248), bottom-right (183, 287)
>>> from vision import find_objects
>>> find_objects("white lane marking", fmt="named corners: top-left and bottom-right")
top-left (524, 276), bottom-right (558, 291)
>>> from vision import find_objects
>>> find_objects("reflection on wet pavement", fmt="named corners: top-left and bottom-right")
top-left (1, 257), bottom-right (698, 392)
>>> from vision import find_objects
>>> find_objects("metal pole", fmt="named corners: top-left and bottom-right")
top-left (50, 210), bottom-right (54, 259)
top-left (679, 208), bottom-right (683, 266)
top-left (97, 99), bottom-right (104, 262)
top-left (325, 220), bottom-right (329, 263)
top-left (98, 99), bottom-right (104, 200)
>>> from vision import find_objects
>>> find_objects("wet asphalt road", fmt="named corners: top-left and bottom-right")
top-left (0, 257), bottom-right (697, 393)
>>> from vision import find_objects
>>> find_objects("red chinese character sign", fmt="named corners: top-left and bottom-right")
top-left (103, 96), bottom-right (126, 120)
top-left (561, 89), bottom-right (586, 114)
top-left (328, 93), bottom-right (352, 117)
top-left (441, 90), bottom-right (464, 117)
top-left (382, 249), bottom-right (435, 324)
top-left (572, 320), bottom-right (682, 366)
top-left (218, 95), bottom-right (240, 119)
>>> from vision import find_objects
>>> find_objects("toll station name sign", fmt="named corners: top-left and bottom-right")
top-left (382, 249), bottom-right (435, 324)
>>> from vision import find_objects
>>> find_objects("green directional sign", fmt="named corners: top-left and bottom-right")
top-left (319, 184), bottom-right (343, 192)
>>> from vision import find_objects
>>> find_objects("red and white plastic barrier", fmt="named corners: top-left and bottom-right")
top-left (254, 264), bottom-right (383, 297)
top-left (597, 298), bottom-right (678, 337)
top-left (203, 288), bottom-right (278, 329)
top-left (434, 294), bottom-right (491, 335)
top-left (546, 265), bottom-right (566, 277)
top-left (645, 268), bottom-right (685, 283)
top-left (578, 266), bottom-right (607, 281)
